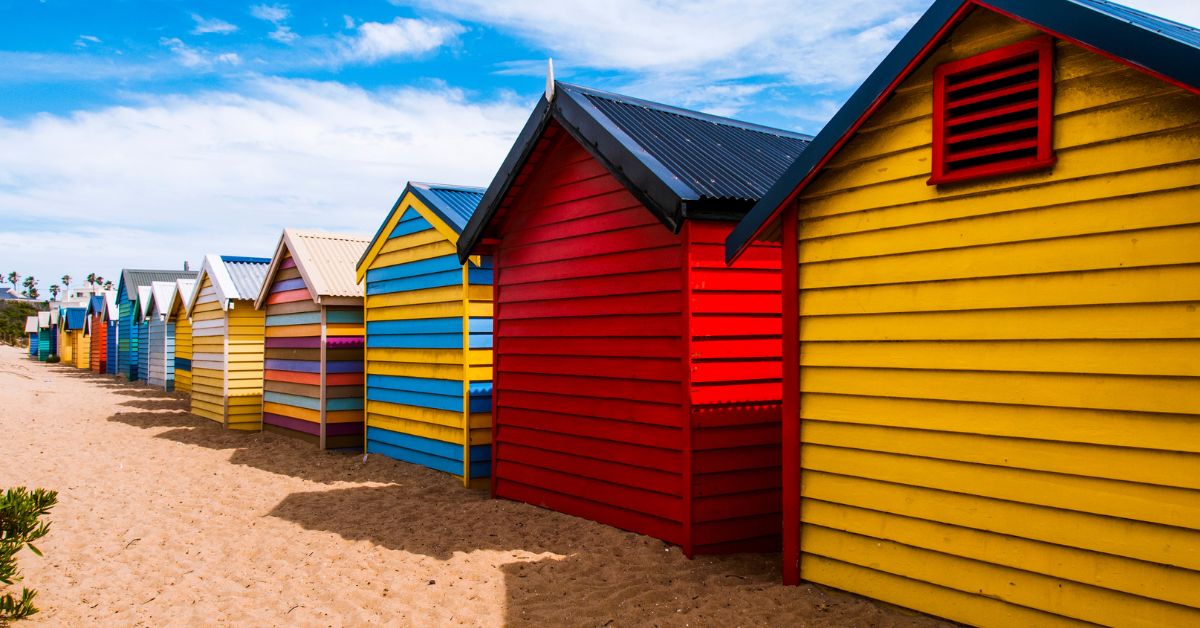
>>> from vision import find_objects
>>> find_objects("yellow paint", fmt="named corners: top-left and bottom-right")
top-left (360, 192), bottom-right (494, 486)
top-left (73, 330), bottom-right (89, 369)
top-left (784, 9), bottom-right (1200, 627)
top-left (188, 273), bottom-right (266, 429)
top-left (172, 299), bottom-right (193, 394)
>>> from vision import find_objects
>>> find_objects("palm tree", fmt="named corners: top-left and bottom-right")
top-left (7, 271), bottom-right (18, 293)
top-left (103, 280), bottom-right (113, 291)
top-left (86, 273), bottom-right (97, 287)
top-left (49, 285), bottom-right (60, 300)
top-left (61, 275), bottom-right (72, 291)
top-left (21, 276), bottom-right (37, 299)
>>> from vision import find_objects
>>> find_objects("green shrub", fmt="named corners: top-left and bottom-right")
top-left (0, 488), bottom-right (57, 623)
top-left (44, 356), bottom-right (59, 364)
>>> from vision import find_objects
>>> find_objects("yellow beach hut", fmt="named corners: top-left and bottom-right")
top-left (187, 254), bottom-right (271, 430)
top-left (168, 278), bottom-right (197, 395)
top-left (726, 0), bottom-right (1200, 626)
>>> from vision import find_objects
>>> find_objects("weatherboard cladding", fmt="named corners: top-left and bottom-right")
top-left (361, 184), bottom-right (492, 487)
top-left (116, 269), bottom-right (196, 379)
top-left (170, 279), bottom-right (196, 393)
top-left (466, 114), bottom-right (786, 553)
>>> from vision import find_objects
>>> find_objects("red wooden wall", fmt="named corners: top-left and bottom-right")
top-left (490, 122), bottom-right (782, 554)
top-left (90, 312), bottom-right (107, 374)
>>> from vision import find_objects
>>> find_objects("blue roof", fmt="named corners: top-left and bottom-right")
top-left (86, 295), bottom-right (105, 316)
top-left (727, 0), bottom-right (1200, 262)
top-left (219, 256), bottom-right (271, 300)
top-left (458, 81), bottom-right (811, 262)
top-left (408, 182), bottom-right (485, 233)
top-left (62, 307), bottom-right (87, 330)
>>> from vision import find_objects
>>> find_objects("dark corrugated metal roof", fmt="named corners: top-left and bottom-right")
top-left (411, 182), bottom-right (485, 233)
top-left (219, 256), bottom-right (271, 300)
top-left (119, 269), bottom-right (198, 301)
top-left (727, 0), bottom-right (1200, 262)
top-left (1072, 0), bottom-right (1200, 48)
top-left (571, 84), bottom-right (810, 203)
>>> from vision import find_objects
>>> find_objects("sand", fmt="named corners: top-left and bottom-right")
top-left (0, 345), bottom-right (951, 627)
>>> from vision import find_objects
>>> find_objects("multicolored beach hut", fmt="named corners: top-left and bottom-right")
top-left (145, 281), bottom-right (179, 391)
top-left (36, 312), bottom-right (51, 360)
top-left (134, 286), bottom-right (153, 381)
top-left (85, 294), bottom-right (107, 373)
top-left (168, 279), bottom-right (196, 394)
top-left (188, 255), bottom-right (270, 429)
top-left (116, 269), bottom-right (198, 380)
top-left (254, 229), bottom-right (370, 449)
top-left (456, 83), bottom-right (810, 551)
top-left (102, 292), bottom-right (119, 375)
top-left (356, 183), bottom-right (490, 485)
top-left (47, 307), bottom-right (60, 359)
top-left (24, 316), bottom-right (38, 357)
top-left (726, 0), bottom-right (1200, 625)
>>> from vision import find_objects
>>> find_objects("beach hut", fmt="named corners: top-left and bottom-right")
top-left (725, 0), bottom-right (1200, 625)
top-left (168, 279), bottom-right (197, 395)
top-left (24, 316), bottom-right (38, 357)
top-left (356, 183), bottom-right (490, 484)
top-left (255, 229), bottom-right (370, 449)
top-left (134, 286), bottom-right (153, 382)
top-left (102, 292), bottom-right (119, 375)
top-left (58, 305), bottom-right (88, 369)
top-left (116, 269), bottom-right (198, 380)
top-left (36, 312), bottom-right (51, 361)
top-left (145, 281), bottom-right (179, 391)
top-left (85, 294), bottom-right (106, 373)
top-left (456, 82), bottom-right (810, 552)
top-left (188, 255), bottom-right (270, 429)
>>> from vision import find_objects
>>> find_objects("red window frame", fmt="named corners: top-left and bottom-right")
top-left (928, 35), bottom-right (1056, 186)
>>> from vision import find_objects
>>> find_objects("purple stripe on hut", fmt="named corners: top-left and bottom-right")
top-left (270, 277), bottom-right (308, 293)
top-left (326, 336), bottom-right (365, 349)
top-left (266, 337), bottom-right (321, 349)
top-left (280, 257), bottom-right (297, 269)
top-left (265, 359), bottom-right (320, 373)
top-left (264, 412), bottom-right (320, 436)
top-left (325, 421), bottom-right (363, 436)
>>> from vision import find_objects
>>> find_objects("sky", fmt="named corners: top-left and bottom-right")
top-left (1, 0), bottom-right (1197, 296)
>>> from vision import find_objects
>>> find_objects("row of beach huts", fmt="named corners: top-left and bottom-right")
top-left (20, 0), bottom-right (1200, 625)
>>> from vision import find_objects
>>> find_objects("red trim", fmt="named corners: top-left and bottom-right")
top-left (490, 253), bottom-right (501, 499)
top-left (929, 34), bottom-right (1055, 186)
top-left (977, 0), bottom-right (1200, 98)
top-left (738, 2), bottom-right (978, 256)
top-left (780, 206), bottom-right (801, 585)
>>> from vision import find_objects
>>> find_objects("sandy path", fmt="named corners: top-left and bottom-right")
top-left (0, 346), bottom-right (950, 627)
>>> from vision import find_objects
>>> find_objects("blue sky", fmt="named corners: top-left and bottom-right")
top-left (1, 0), bottom-right (1196, 296)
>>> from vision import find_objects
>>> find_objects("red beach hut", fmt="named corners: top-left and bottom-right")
top-left (457, 81), bottom-right (811, 554)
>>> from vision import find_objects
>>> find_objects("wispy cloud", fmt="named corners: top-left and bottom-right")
top-left (159, 37), bottom-right (242, 69)
top-left (0, 78), bottom-right (528, 283)
top-left (73, 34), bottom-right (102, 48)
top-left (341, 18), bottom-right (464, 63)
top-left (251, 3), bottom-right (297, 43)
top-left (191, 14), bottom-right (239, 35)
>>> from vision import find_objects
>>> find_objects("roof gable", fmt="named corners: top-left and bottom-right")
top-left (257, 228), bottom-right (371, 309)
top-left (61, 307), bottom-right (87, 330)
top-left (25, 316), bottom-right (39, 333)
top-left (357, 182), bottom-right (485, 282)
top-left (118, 268), bottom-right (198, 301)
top-left (187, 254), bottom-right (270, 315)
top-left (149, 281), bottom-right (176, 317)
top-left (168, 279), bottom-right (196, 318)
top-left (726, 0), bottom-right (1200, 261)
top-left (458, 81), bottom-right (811, 262)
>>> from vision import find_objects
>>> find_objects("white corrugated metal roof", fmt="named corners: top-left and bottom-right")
top-left (256, 229), bottom-right (369, 308)
top-left (25, 316), bottom-right (38, 333)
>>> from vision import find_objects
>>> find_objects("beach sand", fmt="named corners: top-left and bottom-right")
top-left (0, 345), bottom-right (951, 627)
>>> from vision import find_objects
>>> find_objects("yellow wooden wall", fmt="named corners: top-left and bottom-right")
top-left (59, 326), bottom-right (71, 363)
top-left (363, 202), bottom-right (493, 487)
top-left (790, 10), bottom-right (1200, 627)
top-left (187, 274), bottom-right (265, 429)
top-left (74, 331), bottom-right (89, 369)
top-left (174, 305), bottom-right (193, 394)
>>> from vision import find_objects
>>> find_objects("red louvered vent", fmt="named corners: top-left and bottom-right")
top-left (929, 35), bottom-right (1056, 185)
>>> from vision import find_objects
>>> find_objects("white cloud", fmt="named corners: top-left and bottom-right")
top-left (73, 34), bottom-right (101, 48)
top-left (215, 52), bottom-right (242, 65)
top-left (343, 15), bottom-right (355, 29)
top-left (191, 14), bottom-right (239, 35)
top-left (250, 3), bottom-right (290, 24)
top-left (268, 25), bottom-right (298, 43)
top-left (0, 78), bottom-right (527, 285)
top-left (343, 18), bottom-right (464, 62)
top-left (160, 37), bottom-right (209, 68)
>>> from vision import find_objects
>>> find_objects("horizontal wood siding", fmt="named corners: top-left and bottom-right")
top-left (226, 301), bottom-right (265, 430)
top-left (365, 201), bottom-right (491, 484)
top-left (117, 297), bottom-right (135, 377)
top-left (492, 131), bottom-right (689, 545)
top-left (190, 275), bottom-right (228, 424)
top-left (72, 331), bottom-right (89, 369)
top-left (37, 328), bottom-right (50, 361)
top-left (90, 313), bottom-right (106, 373)
top-left (136, 321), bottom-right (148, 382)
top-left (173, 308), bottom-right (192, 394)
top-left (105, 320), bottom-right (117, 374)
top-left (789, 10), bottom-right (1200, 626)
top-left (685, 220), bottom-right (783, 553)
